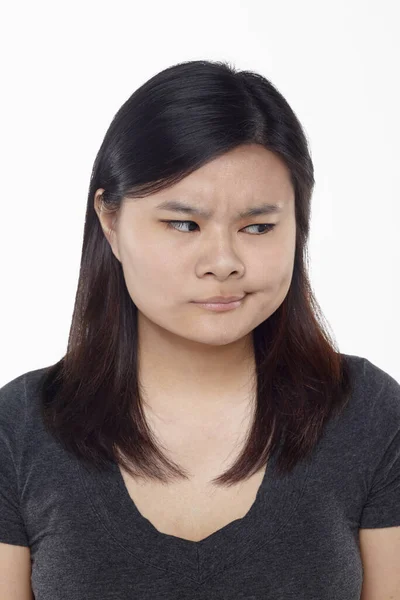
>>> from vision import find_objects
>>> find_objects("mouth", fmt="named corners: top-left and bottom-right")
top-left (193, 295), bottom-right (246, 304)
top-left (192, 295), bottom-right (247, 312)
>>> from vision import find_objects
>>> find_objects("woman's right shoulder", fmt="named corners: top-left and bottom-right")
top-left (0, 365), bottom-right (53, 420)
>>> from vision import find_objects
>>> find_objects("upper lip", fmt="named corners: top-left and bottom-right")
top-left (194, 295), bottom-right (245, 304)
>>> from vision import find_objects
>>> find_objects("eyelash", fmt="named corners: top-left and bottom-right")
top-left (161, 221), bottom-right (277, 235)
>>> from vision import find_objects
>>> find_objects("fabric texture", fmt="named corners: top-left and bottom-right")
top-left (0, 353), bottom-right (399, 599)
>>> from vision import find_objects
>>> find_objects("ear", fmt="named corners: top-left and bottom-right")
top-left (93, 188), bottom-right (121, 262)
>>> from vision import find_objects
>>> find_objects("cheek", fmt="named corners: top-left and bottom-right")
top-left (255, 249), bottom-right (292, 283)
top-left (121, 237), bottom-right (181, 291)
top-left (252, 249), bottom-right (295, 307)
top-left (267, 232), bottom-right (296, 278)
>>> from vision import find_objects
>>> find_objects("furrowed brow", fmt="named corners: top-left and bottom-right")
top-left (155, 200), bottom-right (283, 219)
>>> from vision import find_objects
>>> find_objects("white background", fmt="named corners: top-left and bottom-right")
top-left (0, 0), bottom-right (399, 386)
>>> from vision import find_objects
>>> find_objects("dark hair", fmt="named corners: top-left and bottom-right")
top-left (39, 59), bottom-right (353, 487)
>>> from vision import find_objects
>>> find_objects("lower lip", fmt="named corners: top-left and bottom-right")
top-left (192, 297), bottom-right (246, 311)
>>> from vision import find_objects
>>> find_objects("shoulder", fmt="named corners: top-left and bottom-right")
top-left (0, 365), bottom-right (53, 445)
top-left (341, 355), bottom-right (400, 597)
top-left (341, 352), bottom-right (400, 424)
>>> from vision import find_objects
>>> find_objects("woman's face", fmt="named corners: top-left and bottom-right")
top-left (94, 143), bottom-right (296, 348)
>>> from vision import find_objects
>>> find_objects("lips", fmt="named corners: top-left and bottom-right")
top-left (194, 295), bottom-right (245, 304)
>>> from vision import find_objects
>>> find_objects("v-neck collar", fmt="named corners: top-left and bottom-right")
top-left (77, 443), bottom-right (311, 584)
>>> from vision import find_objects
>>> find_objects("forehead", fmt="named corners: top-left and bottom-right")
top-left (124, 144), bottom-right (294, 216)
top-left (165, 144), bottom-right (293, 198)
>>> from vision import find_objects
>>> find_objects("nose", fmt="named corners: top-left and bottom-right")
top-left (196, 235), bottom-right (245, 279)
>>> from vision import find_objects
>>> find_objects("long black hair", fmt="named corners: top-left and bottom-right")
top-left (39, 59), bottom-right (353, 487)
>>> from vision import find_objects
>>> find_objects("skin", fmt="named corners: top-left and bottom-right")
top-left (94, 143), bottom-right (296, 438)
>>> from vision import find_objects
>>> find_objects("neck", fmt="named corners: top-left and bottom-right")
top-left (136, 314), bottom-right (257, 423)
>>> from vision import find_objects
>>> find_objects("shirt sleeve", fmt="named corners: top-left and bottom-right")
top-left (359, 363), bottom-right (400, 529)
top-left (0, 375), bottom-right (30, 546)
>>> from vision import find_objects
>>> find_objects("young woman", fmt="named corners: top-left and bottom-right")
top-left (1, 59), bottom-right (399, 600)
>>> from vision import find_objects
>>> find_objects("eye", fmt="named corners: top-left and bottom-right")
top-left (161, 221), bottom-right (277, 235)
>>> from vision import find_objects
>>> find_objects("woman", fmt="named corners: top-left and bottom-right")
top-left (1, 59), bottom-right (399, 599)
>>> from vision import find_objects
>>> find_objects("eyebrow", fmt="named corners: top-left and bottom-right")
top-left (155, 200), bottom-right (283, 219)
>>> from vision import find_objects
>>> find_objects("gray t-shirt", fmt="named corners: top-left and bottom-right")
top-left (1, 353), bottom-right (399, 600)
